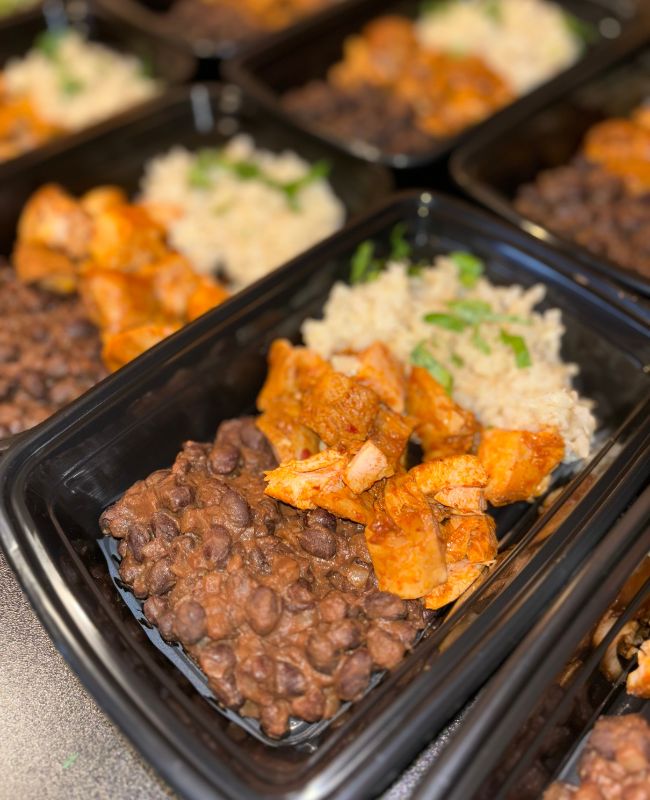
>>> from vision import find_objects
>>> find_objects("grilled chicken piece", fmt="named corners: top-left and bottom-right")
top-left (88, 203), bottom-right (169, 273)
top-left (78, 268), bottom-right (168, 334)
top-left (330, 15), bottom-right (416, 91)
top-left (301, 369), bottom-right (380, 449)
top-left (139, 254), bottom-right (208, 319)
top-left (478, 428), bottom-right (564, 506)
top-left (256, 398), bottom-right (321, 463)
top-left (628, 640), bottom-right (650, 698)
top-left (411, 454), bottom-right (488, 516)
top-left (12, 241), bottom-right (78, 294)
top-left (257, 338), bottom-right (329, 412)
top-left (102, 322), bottom-right (181, 372)
top-left (425, 562), bottom-right (488, 609)
top-left (80, 186), bottom-right (128, 217)
top-left (16, 184), bottom-right (92, 259)
top-left (343, 440), bottom-right (392, 494)
top-left (187, 277), bottom-right (229, 321)
top-left (264, 448), bottom-right (372, 524)
top-left (367, 471), bottom-right (447, 599)
top-left (583, 115), bottom-right (650, 194)
top-left (0, 96), bottom-right (60, 161)
top-left (354, 342), bottom-right (407, 413)
top-left (406, 366), bottom-right (478, 460)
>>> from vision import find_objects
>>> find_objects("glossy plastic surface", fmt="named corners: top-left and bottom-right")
top-left (416, 483), bottom-right (650, 800)
top-left (0, 192), bottom-right (649, 800)
top-left (0, 0), bottom-right (196, 179)
top-left (0, 82), bottom-right (391, 448)
top-left (452, 38), bottom-right (650, 298)
top-left (226, 0), bottom-right (642, 170)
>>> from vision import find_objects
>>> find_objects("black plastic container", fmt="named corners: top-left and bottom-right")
top-left (452, 38), bottom-right (650, 299)
top-left (0, 82), bottom-right (390, 447)
top-left (0, 191), bottom-right (649, 799)
top-left (0, 0), bottom-right (195, 180)
top-left (415, 482), bottom-right (650, 800)
top-left (96, 0), bottom-right (356, 66)
top-left (226, 0), bottom-right (644, 176)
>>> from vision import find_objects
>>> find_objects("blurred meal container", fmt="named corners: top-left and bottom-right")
top-left (0, 191), bottom-right (648, 800)
top-left (225, 0), bottom-right (645, 173)
top-left (0, 0), bottom-right (194, 179)
top-left (452, 35), bottom-right (650, 299)
top-left (95, 0), bottom-right (354, 63)
top-left (413, 482), bottom-right (650, 800)
top-left (0, 83), bottom-right (390, 451)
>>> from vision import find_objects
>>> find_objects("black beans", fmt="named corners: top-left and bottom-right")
top-left (127, 523), bottom-right (152, 563)
top-left (246, 586), bottom-right (282, 636)
top-left (147, 557), bottom-right (175, 595)
top-left (202, 526), bottom-right (231, 568)
top-left (307, 633), bottom-right (338, 674)
top-left (299, 527), bottom-right (337, 559)
top-left (284, 580), bottom-right (314, 611)
top-left (336, 649), bottom-right (372, 701)
top-left (328, 620), bottom-right (362, 652)
top-left (306, 508), bottom-right (337, 531)
top-left (365, 592), bottom-right (407, 620)
top-left (160, 482), bottom-right (194, 512)
top-left (151, 510), bottom-right (179, 541)
top-left (367, 627), bottom-right (405, 670)
top-left (221, 487), bottom-right (251, 528)
top-left (209, 443), bottom-right (240, 474)
top-left (200, 642), bottom-right (236, 678)
top-left (275, 661), bottom-right (306, 697)
top-left (173, 600), bottom-right (206, 644)
top-left (143, 595), bottom-right (166, 625)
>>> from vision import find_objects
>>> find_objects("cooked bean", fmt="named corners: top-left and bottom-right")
top-left (174, 600), bottom-right (206, 644)
top-left (307, 633), bottom-right (338, 674)
top-left (367, 626), bottom-right (405, 670)
top-left (127, 524), bottom-right (152, 563)
top-left (336, 649), bottom-right (372, 701)
top-left (143, 595), bottom-right (167, 625)
top-left (299, 527), bottom-right (337, 559)
top-left (160, 482), bottom-right (194, 512)
top-left (147, 557), bottom-right (175, 595)
top-left (328, 620), bottom-right (361, 651)
top-left (151, 510), bottom-right (179, 541)
top-left (199, 641), bottom-right (236, 678)
top-left (285, 580), bottom-right (315, 611)
top-left (221, 488), bottom-right (251, 528)
top-left (209, 443), bottom-right (240, 474)
top-left (365, 591), bottom-right (407, 620)
top-left (276, 661), bottom-right (306, 696)
top-left (246, 586), bottom-right (282, 635)
top-left (306, 508), bottom-right (337, 530)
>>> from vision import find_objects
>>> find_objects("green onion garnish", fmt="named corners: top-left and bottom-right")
top-left (450, 250), bottom-right (484, 288)
top-left (411, 342), bottom-right (454, 395)
top-left (423, 312), bottom-right (467, 332)
top-left (500, 328), bottom-right (532, 368)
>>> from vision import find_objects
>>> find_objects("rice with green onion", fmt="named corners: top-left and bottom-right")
top-left (140, 135), bottom-right (345, 289)
top-left (4, 30), bottom-right (159, 131)
top-left (302, 255), bottom-right (595, 462)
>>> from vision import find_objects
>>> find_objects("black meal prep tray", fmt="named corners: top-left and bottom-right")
top-left (451, 35), bottom-right (650, 301)
top-left (0, 191), bottom-right (649, 799)
top-left (0, 81), bottom-right (390, 454)
top-left (225, 0), bottom-right (644, 183)
top-left (95, 0), bottom-right (357, 71)
top-left (413, 482), bottom-right (650, 800)
top-left (0, 0), bottom-right (195, 181)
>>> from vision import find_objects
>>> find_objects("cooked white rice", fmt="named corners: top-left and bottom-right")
top-left (139, 135), bottom-right (345, 289)
top-left (302, 257), bottom-right (596, 462)
top-left (415, 0), bottom-right (582, 94)
top-left (4, 31), bottom-right (159, 130)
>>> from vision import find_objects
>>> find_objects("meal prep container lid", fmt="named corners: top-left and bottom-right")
top-left (0, 0), bottom-right (195, 181)
top-left (225, 0), bottom-right (645, 171)
top-left (451, 32), bottom-right (650, 299)
top-left (414, 482), bottom-right (650, 800)
top-left (0, 80), bottom-right (391, 454)
top-left (0, 191), bottom-right (648, 800)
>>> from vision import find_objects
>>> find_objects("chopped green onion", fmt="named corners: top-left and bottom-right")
top-left (483, 0), bottom-right (501, 23)
top-left (407, 262), bottom-right (424, 277)
top-left (450, 250), bottom-right (484, 288)
top-left (410, 342), bottom-right (454, 395)
top-left (350, 241), bottom-right (377, 285)
top-left (423, 312), bottom-right (467, 332)
top-left (389, 222), bottom-right (411, 262)
top-left (60, 75), bottom-right (84, 96)
top-left (500, 328), bottom-right (531, 368)
top-left (471, 327), bottom-right (492, 355)
top-left (451, 353), bottom-right (464, 368)
top-left (447, 298), bottom-right (494, 324)
top-left (283, 159), bottom-right (331, 211)
top-left (34, 29), bottom-right (67, 60)
top-left (420, 0), bottom-right (453, 16)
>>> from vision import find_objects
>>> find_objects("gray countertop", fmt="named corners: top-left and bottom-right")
top-left (0, 549), bottom-right (461, 800)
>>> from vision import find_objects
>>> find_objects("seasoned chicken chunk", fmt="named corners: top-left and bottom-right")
top-left (80, 186), bottom-right (128, 217)
top-left (628, 640), bottom-right (650, 698)
top-left (257, 338), bottom-right (329, 412)
top-left (301, 369), bottom-right (380, 449)
top-left (12, 242), bottom-right (78, 294)
top-left (411, 454), bottom-right (488, 516)
top-left (367, 472), bottom-right (447, 599)
top-left (78, 269), bottom-right (167, 334)
top-left (88, 203), bottom-right (168, 272)
top-left (478, 428), bottom-right (564, 506)
top-left (354, 341), bottom-right (407, 413)
top-left (256, 398), bottom-right (320, 463)
top-left (407, 366), bottom-right (478, 460)
top-left (102, 323), bottom-right (181, 372)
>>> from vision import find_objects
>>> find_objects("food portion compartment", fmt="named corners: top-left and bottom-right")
top-left (1, 192), bottom-right (649, 799)
top-left (0, 83), bottom-right (388, 440)
top-left (226, 0), bottom-right (636, 168)
top-left (97, 0), bottom-right (350, 60)
top-left (452, 39), bottom-right (650, 295)
top-left (414, 484), bottom-right (650, 800)
top-left (0, 2), bottom-right (194, 170)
